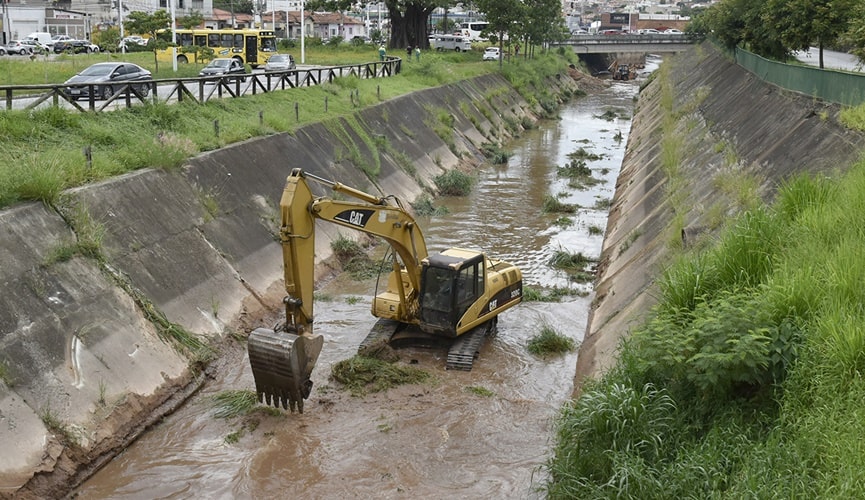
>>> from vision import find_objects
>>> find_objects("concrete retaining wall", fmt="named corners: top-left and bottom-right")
top-left (1, 72), bottom-right (580, 496)
top-left (577, 43), bottom-right (865, 388)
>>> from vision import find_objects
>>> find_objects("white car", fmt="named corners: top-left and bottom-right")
top-left (482, 47), bottom-right (500, 61)
top-left (664, 29), bottom-right (684, 35)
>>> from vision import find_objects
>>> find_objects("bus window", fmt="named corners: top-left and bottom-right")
top-left (179, 33), bottom-right (193, 47)
top-left (194, 35), bottom-right (206, 47)
top-left (208, 33), bottom-right (220, 47)
top-left (259, 36), bottom-right (276, 52)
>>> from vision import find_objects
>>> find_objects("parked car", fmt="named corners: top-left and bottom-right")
top-left (21, 39), bottom-right (49, 54)
top-left (571, 29), bottom-right (590, 36)
top-left (482, 47), bottom-right (500, 61)
top-left (54, 39), bottom-right (100, 54)
top-left (638, 29), bottom-right (660, 35)
top-left (199, 58), bottom-right (248, 81)
top-left (119, 35), bottom-right (149, 49)
top-left (5, 40), bottom-right (34, 55)
top-left (63, 62), bottom-right (152, 101)
top-left (263, 54), bottom-right (296, 72)
top-left (52, 34), bottom-right (73, 43)
top-left (0, 46), bottom-right (6, 56)
top-left (664, 29), bottom-right (684, 35)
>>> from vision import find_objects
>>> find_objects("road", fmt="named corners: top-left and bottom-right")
top-left (794, 47), bottom-right (861, 71)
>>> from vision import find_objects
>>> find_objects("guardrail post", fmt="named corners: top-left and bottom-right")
top-left (295, 102), bottom-right (299, 121)
top-left (259, 110), bottom-right (264, 126)
top-left (377, 85), bottom-right (380, 100)
top-left (214, 119), bottom-right (220, 137)
top-left (325, 96), bottom-right (328, 113)
top-left (83, 145), bottom-right (92, 170)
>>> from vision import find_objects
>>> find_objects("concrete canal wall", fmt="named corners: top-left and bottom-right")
top-left (577, 43), bottom-right (865, 389)
top-left (0, 72), bottom-right (582, 497)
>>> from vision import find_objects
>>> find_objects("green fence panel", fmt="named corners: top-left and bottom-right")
top-left (735, 48), bottom-right (865, 106)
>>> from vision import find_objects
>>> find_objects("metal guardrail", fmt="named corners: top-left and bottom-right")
top-left (0, 56), bottom-right (402, 113)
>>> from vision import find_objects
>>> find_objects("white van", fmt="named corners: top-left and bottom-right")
top-left (431, 35), bottom-right (472, 52)
top-left (26, 32), bottom-right (54, 49)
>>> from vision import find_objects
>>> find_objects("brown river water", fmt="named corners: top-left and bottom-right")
top-left (73, 70), bottom-right (650, 499)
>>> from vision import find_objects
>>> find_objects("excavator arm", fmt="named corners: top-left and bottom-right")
top-left (248, 169), bottom-right (429, 412)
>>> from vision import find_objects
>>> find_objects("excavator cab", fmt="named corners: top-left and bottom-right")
top-left (418, 251), bottom-right (485, 336)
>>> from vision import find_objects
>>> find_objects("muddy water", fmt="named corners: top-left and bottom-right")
top-left (74, 75), bottom-right (645, 499)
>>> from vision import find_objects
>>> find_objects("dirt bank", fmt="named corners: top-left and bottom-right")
top-left (576, 43), bottom-right (865, 393)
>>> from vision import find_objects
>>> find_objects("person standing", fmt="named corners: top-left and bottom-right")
top-left (379, 45), bottom-right (386, 61)
top-left (414, 46), bottom-right (421, 61)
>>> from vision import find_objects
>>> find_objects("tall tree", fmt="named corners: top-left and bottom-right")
top-left (308, 0), bottom-right (447, 49)
top-left (764, 0), bottom-right (855, 68)
top-left (842, 1), bottom-right (865, 65)
top-left (475, 0), bottom-right (523, 67)
top-left (125, 10), bottom-right (173, 70)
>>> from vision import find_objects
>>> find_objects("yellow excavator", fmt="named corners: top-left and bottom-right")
top-left (248, 169), bottom-right (523, 412)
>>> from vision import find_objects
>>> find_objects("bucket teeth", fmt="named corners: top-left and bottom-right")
top-left (248, 328), bottom-right (323, 413)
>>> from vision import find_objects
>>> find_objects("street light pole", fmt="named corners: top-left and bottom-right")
top-left (171, 0), bottom-right (177, 71)
top-left (119, 0), bottom-right (125, 55)
top-left (300, 0), bottom-right (305, 64)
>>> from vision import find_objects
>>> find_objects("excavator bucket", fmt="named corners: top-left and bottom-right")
top-left (248, 328), bottom-right (324, 413)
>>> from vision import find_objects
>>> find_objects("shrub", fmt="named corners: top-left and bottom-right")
top-left (434, 169), bottom-right (475, 196)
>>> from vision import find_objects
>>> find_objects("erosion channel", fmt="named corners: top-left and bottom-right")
top-left (73, 68), bottom-right (648, 499)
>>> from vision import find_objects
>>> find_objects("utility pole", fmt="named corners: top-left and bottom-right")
top-left (2, 0), bottom-right (11, 45)
top-left (171, 0), bottom-right (177, 71)
top-left (300, 0), bottom-right (305, 64)
top-left (119, 0), bottom-right (125, 54)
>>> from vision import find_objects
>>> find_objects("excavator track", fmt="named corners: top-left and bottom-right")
top-left (445, 320), bottom-right (497, 371)
top-left (358, 318), bottom-right (402, 352)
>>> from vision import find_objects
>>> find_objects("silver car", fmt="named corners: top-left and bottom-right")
top-left (264, 54), bottom-right (296, 72)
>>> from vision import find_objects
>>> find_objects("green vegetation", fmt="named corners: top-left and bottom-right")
top-left (209, 389), bottom-right (258, 418)
top-left (411, 193), bottom-right (449, 216)
top-left (330, 235), bottom-right (379, 280)
top-left (542, 195), bottom-right (578, 214)
top-left (558, 158), bottom-right (602, 191)
top-left (545, 160), bottom-right (865, 497)
top-left (527, 325), bottom-right (576, 356)
top-left (330, 355), bottom-right (431, 396)
top-left (548, 249), bottom-right (596, 283)
top-left (480, 142), bottom-right (511, 164)
top-left (840, 102), bottom-right (865, 131)
top-left (522, 285), bottom-right (581, 302)
top-left (434, 169), bottom-right (475, 196)
top-left (465, 385), bottom-right (495, 397)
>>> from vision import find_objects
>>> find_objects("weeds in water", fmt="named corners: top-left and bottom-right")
top-left (480, 142), bottom-right (511, 164)
top-left (554, 216), bottom-right (574, 228)
top-left (330, 355), bottom-right (431, 396)
top-left (0, 361), bottom-right (12, 387)
top-left (434, 169), bottom-right (475, 196)
top-left (210, 389), bottom-right (258, 418)
top-left (588, 224), bottom-right (604, 235)
top-left (523, 285), bottom-right (579, 302)
top-left (465, 385), bottom-right (495, 397)
top-left (346, 295), bottom-right (362, 305)
top-left (527, 325), bottom-right (576, 356)
top-left (568, 147), bottom-right (604, 161)
top-left (411, 193), bottom-right (449, 216)
top-left (542, 195), bottom-right (578, 214)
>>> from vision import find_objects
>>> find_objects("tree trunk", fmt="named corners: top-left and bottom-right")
top-left (386, 1), bottom-right (433, 49)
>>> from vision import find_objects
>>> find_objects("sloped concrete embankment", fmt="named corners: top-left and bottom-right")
top-left (577, 43), bottom-right (865, 388)
top-left (0, 71), bottom-right (580, 497)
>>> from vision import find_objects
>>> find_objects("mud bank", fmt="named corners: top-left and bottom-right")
top-left (577, 43), bottom-right (865, 390)
top-left (0, 71), bottom-right (583, 497)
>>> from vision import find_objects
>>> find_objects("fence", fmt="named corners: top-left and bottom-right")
top-left (0, 56), bottom-right (402, 113)
top-left (735, 47), bottom-right (865, 107)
